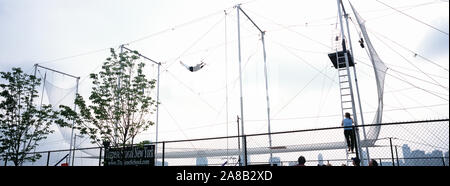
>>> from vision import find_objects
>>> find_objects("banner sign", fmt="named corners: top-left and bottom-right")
top-left (104, 145), bottom-right (155, 166)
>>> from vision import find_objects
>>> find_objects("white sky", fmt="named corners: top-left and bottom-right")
top-left (0, 0), bottom-right (448, 161)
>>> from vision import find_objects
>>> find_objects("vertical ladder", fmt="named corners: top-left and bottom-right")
top-left (335, 51), bottom-right (356, 165)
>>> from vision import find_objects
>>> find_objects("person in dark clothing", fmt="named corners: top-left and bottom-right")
top-left (180, 61), bottom-right (206, 72)
top-left (296, 156), bottom-right (306, 166)
top-left (342, 112), bottom-right (356, 153)
top-left (352, 157), bottom-right (361, 166)
top-left (369, 159), bottom-right (379, 166)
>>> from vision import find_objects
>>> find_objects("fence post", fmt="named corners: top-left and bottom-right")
top-left (162, 142), bottom-right (165, 167)
top-left (99, 147), bottom-right (103, 166)
top-left (47, 151), bottom-right (51, 166)
top-left (379, 158), bottom-right (382, 166)
top-left (442, 156), bottom-right (446, 166)
top-left (389, 138), bottom-right (395, 166)
top-left (243, 135), bottom-right (248, 166)
top-left (395, 145), bottom-right (400, 166)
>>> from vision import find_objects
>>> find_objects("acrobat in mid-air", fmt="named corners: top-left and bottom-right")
top-left (180, 61), bottom-right (206, 72)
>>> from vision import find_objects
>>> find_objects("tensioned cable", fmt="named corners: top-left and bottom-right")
top-left (243, 8), bottom-right (331, 50)
top-left (364, 1), bottom-right (441, 22)
top-left (160, 103), bottom-right (198, 150)
top-left (380, 61), bottom-right (448, 80)
top-left (275, 41), bottom-right (337, 83)
top-left (357, 60), bottom-right (448, 102)
top-left (388, 87), bottom-right (448, 146)
top-left (37, 47), bottom-right (110, 65)
top-left (368, 29), bottom-right (449, 72)
top-left (359, 56), bottom-right (449, 90)
top-left (35, 7), bottom-right (232, 66)
top-left (370, 31), bottom-right (449, 91)
top-left (165, 70), bottom-right (219, 113)
top-left (347, 9), bottom-right (449, 92)
top-left (271, 65), bottom-right (330, 118)
top-left (140, 103), bottom-right (447, 135)
top-left (375, 0), bottom-right (449, 36)
top-left (355, 59), bottom-right (449, 102)
top-left (163, 16), bottom-right (226, 72)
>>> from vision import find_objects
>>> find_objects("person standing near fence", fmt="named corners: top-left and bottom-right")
top-left (342, 112), bottom-right (356, 153)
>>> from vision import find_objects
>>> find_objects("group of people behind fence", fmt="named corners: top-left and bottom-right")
top-left (294, 155), bottom-right (379, 166)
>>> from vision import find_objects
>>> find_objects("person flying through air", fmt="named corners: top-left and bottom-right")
top-left (180, 61), bottom-right (206, 72)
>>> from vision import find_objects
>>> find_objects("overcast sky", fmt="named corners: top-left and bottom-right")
top-left (0, 0), bottom-right (448, 161)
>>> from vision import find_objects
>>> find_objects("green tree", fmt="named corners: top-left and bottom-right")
top-left (0, 68), bottom-right (70, 166)
top-left (61, 48), bottom-right (157, 148)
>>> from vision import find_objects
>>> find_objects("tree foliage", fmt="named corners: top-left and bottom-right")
top-left (61, 48), bottom-right (157, 148)
top-left (0, 68), bottom-right (70, 166)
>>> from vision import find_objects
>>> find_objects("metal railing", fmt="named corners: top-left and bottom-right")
top-left (1, 119), bottom-right (448, 166)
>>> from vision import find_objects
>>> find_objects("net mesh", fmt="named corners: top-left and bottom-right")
top-left (350, 2), bottom-right (388, 142)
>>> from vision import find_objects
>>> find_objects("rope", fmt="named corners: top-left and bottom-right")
top-left (165, 70), bottom-right (219, 113)
top-left (160, 103), bottom-right (198, 151)
top-left (163, 16), bottom-right (226, 71)
top-left (368, 29), bottom-right (449, 72)
top-left (356, 59), bottom-right (449, 102)
top-left (272, 65), bottom-right (330, 118)
top-left (243, 8), bottom-right (331, 50)
top-left (375, 0), bottom-right (449, 36)
top-left (370, 32), bottom-right (449, 91)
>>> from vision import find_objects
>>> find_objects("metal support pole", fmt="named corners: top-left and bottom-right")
top-left (236, 4), bottom-right (272, 166)
top-left (342, 6), bottom-right (370, 165)
top-left (224, 10), bottom-right (230, 164)
top-left (71, 134), bottom-right (77, 166)
top-left (389, 137), bottom-right (395, 166)
top-left (236, 4), bottom-right (246, 167)
top-left (155, 62), bottom-right (161, 166)
top-left (47, 151), bottom-right (51, 166)
top-left (243, 135), bottom-right (248, 166)
top-left (34, 64), bottom-right (79, 79)
top-left (68, 78), bottom-right (80, 166)
top-left (395, 145), bottom-right (400, 166)
top-left (99, 147), bottom-right (102, 166)
top-left (162, 142), bottom-right (165, 167)
top-left (337, 0), bottom-right (363, 163)
top-left (237, 115), bottom-right (241, 166)
top-left (121, 46), bottom-right (161, 166)
top-left (261, 32), bottom-right (273, 166)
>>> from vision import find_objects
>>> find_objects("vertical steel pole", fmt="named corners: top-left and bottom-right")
top-left (342, 7), bottom-right (370, 165)
top-left (389, 138), bottom-right (395, 166)
top-left (224, 10), bottom-right (230, 164)
top-left (71, 135), bottom-right (77, 166)
top-left (162, 142), bottom-right (165, 167)
top-left (99, 147), bottom-right (102, 166)
top-left (237, 115), bottom-right (241, 165)
top-left (154, 63), bottom-right (161, 166)
top-left (236, 4), bottom-right (246, 167)
top-left (337, 0), bottom-right (363, 163)
top-left (261, 32), bottom-right (273, 166)
top-left (395, 145), bottom-right (400, 166)
top-left (243, 135), bottom-right (248, 166)
top-left (46, 151), bottom-right (50, 166)
top-left (68, 77), bottom-right (79, 166)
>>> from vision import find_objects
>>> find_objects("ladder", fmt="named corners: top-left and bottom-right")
top-left (335, 51), bottom-right (357, 165)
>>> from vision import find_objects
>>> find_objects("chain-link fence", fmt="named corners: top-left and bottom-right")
top-left (2, 119), bottom-right (448, 166)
